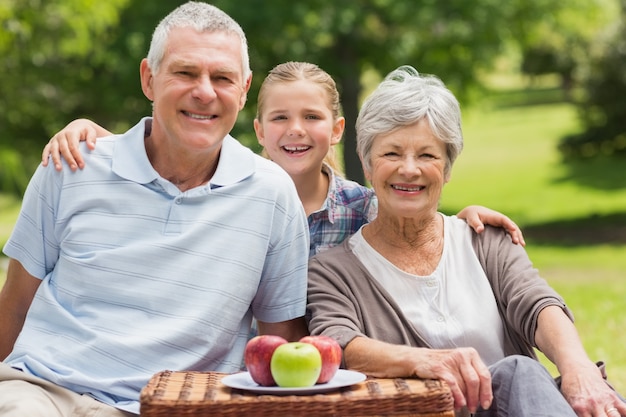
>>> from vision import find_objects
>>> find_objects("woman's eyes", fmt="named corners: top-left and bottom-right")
top-left (381, 152), bottom-right (437, 159)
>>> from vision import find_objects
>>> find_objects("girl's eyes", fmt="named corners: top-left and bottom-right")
top-left (269, 114), bottom-right (323, 121)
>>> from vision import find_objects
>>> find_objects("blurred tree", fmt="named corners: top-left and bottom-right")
top-left (515, 0), bottom-right (616, 98)
top-left (0, 0), bottom-right (131, 194)
top-left (0, 0), bottom-right (610, 193)
top-left (217, 0), bottom-right (520, 183)
top-left (559, 3), bottom-right (626, 159)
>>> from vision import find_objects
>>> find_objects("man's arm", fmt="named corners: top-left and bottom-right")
top-left (257, 317), bottom-right (309, 342)
top-left (0, 259), bottom-right (41, 360)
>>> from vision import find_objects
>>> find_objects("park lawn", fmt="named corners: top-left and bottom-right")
top-left (530, 247), bottom-right (626, 393)
top-left (1, 98), bottom-right (625, 392)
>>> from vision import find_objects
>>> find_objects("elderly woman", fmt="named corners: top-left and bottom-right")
top-left (306, 66), bottom-right (624, 417)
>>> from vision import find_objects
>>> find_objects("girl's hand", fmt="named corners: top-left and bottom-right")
top-left (457, 205), bottom-right (525, 246)
top-left (42, 119), bottom-right (111, 171)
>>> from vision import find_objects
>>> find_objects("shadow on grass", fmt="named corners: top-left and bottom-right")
top-left (485, 86), bottom-right (567, 108)
top-left (523, 212), bottom-right (626, 246)
top-left (486, 86), bottom-right (626, 192)
top-left (553, 155), bottom-right (626, 191)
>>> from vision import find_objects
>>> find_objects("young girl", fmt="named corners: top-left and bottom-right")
top-left (42, 61), bottom-right (525, 255)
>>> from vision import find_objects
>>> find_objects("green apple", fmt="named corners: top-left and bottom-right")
top-left (270, 342), bottom-right (322, 387)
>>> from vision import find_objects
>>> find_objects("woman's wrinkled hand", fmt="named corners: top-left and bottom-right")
top-left (560, 363), bottom-right (626, 417)
top-left (414, 346), bottom-right (493, 413)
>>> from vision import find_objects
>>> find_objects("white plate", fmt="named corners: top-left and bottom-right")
top-left (221, 369), bottom-right (367, 395)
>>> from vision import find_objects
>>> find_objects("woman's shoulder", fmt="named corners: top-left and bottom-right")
top-left (310, 237), bottom-right (354, 263)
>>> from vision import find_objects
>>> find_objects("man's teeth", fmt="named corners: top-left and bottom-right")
top-left (392, 185), bottom-right (425, 191)
top-left (185, 112), bottom-right (214, 120)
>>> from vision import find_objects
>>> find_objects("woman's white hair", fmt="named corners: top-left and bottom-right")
top-left (356, 65), bottom-right (463, 177)
top-left (146, 1), bottom-right (251, 81)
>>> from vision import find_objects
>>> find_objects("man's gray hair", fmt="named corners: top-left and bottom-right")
top-left (356, 65), bottom-right (463, 177)
top-left (147, 1), bottom-right (251, 81)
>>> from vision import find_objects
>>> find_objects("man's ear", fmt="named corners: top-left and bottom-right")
top-left (140, 59), bottom-right (154, 101)
top-left (239, 73), bottom-right (253, 110)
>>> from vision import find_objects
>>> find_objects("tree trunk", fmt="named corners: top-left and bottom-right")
top-left (334, 38), bottom-right (365, 185)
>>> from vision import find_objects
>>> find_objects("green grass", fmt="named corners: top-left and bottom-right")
top-left (1, 90), bottom-right (625, 393)
top-left (443, 103), bottom-right (626, 224)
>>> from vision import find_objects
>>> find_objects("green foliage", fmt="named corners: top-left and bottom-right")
top-left (517, 0), bottom-right (617, 95)
top-left (0, 0), bottom-right (619, 192)
top-left (0, 0), bottom-right (132, 194)
top-left (217, 0), bottom-right (520, 182)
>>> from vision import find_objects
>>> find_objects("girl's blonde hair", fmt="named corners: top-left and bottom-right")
top-left (256, 61), bottom-right (344, 176)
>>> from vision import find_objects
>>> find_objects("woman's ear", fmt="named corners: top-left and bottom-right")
top-left (360, 158), bottom-right (372, 183)
top-left (444, 164), bottom-right (452, 184)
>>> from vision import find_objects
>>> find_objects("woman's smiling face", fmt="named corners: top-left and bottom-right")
top-left (364, 119), bottom-right (449, 220)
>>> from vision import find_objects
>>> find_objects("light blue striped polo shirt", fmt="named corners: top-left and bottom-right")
top-left (3, 117), bottom-right (309, 413)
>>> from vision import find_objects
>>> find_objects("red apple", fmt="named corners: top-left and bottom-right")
top-left (299, 335), bottom-right (342, 384)
top-left (244, 335), bottom-right (288, 386)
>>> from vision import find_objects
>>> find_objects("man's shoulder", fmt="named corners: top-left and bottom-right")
top-left (250, 152), bottom-right (294, 184)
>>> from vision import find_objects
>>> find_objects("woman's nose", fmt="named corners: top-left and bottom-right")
top-left (398, 156), bottom-right (422, 176)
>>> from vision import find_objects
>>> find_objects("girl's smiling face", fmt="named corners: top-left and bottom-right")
top-left (254, 79), bottom-right (344, 178)
top-left (365, 119), bottom-right (449, 219)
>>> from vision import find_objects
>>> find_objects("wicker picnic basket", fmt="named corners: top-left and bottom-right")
top-left (140, 370), bottom-right (455, 417)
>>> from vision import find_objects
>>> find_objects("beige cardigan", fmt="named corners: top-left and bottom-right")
top-left (306, 224), bottom-right (574, 361)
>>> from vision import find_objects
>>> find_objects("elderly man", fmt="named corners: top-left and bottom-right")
top-left (0, 2), bottom-right (309, 416)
